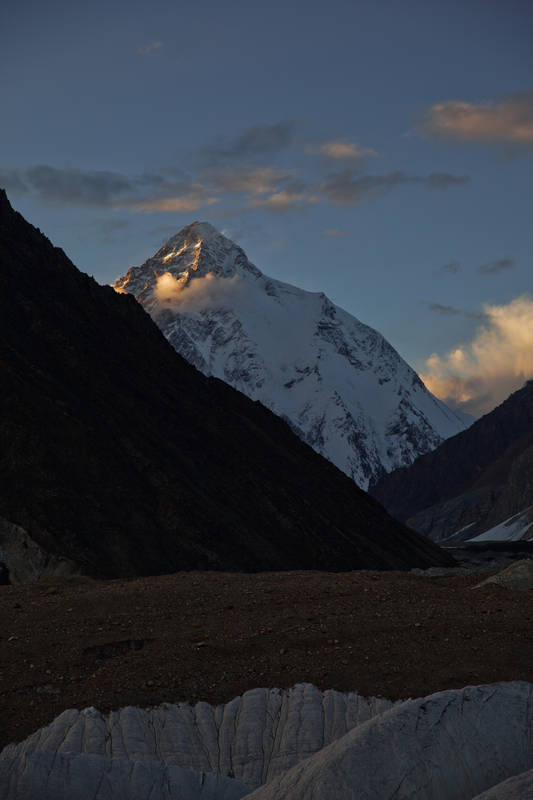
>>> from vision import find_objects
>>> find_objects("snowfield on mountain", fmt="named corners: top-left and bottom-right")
top-left (115, 222), bottom-right (469, 488)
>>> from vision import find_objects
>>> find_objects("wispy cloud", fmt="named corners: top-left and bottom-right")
top-left (425, 302), bottom-right (462, 316)
top-left (421, 295), bottom-right (533, 416)
top-left (322, 228), bottom-right (357, 238)
top-left (203, 166), bottom-right (289, 195)
top-left (423, 301), bottom-right (484, 320)
top-left (0, 168), bottom-right (27, 194)
top-left (137, 41), bottom-right (164, 56)
top-left (92, 217), bottom-right (130, 243)
top-left (128, 190), bottom-right (219, 213)
top-left (199, 122), bottom-right (294, 164)
top-left (436, 260), bottom-right (462, 275)
top-left (250, 183), bottom-right (319, 213)
top-left (0, 165), bottom-right (218, 214)
top-left (420, 90), bottom-right (533, 146)
top-left (314, 140), bottom-right (377, 161)
top-left (320, 169), bottom-right (469, 206)
top-left (0, 125), bottom-right (469, 218)
top-left (426, 172), bottom-right (470, 189)
top-left (0, 165), bottom-right (133, 206)
top-left (477, 257), bottom-right (516, 276)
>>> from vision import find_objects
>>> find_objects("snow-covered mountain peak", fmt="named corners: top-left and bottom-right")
top-left (114, 222), bottom-right (262, 300)
top-left (157, 221), bottom-right (234, 264)
top-left (114, 224), bottom-right (471, 488)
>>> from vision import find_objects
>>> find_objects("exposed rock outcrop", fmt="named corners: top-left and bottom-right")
top-left (473, 559), bottom-right (533, 591)
top-left (0, 517), bottom-right (79, 584)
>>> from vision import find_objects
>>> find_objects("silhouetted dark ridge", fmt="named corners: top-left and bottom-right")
top-left (0, 191), bottom-right (452, 579)
top-left (371, 379), bottom-right (533, 541)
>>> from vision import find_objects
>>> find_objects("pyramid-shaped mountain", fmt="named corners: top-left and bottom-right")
top-left (115, 222), bottom-right (470, 490)
top-left (0, 192), bottom-right (452, 580)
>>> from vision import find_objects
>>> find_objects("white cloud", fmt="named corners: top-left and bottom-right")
top-left (322, 229), bottom-right (357, 238)
top-left (250, 187), bottom-right (319, 212)
top-left (421, 296), bottom-right (533, 417)
top-left (420, 91), bottom-right (533, 145)
top-left (204, 166), bottom-right (288, 195)
top-left (137, 41), bottom-right (164, 56)
top-left (316, 140), bottom-right (377, 160)
top-left (128, 188), bottom-right (219, 213)
top-left (154, 271), bottom-right (244, 311)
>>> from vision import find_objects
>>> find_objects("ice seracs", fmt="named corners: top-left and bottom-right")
top-left (2, 682), bottom-right (532, 800)
top-left (115, 222), bottom-right (470, 489)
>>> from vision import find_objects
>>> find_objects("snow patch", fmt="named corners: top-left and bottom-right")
top-left (468, 508), bottom-right (533, 542)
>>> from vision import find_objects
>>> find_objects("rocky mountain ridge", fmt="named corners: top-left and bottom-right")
top-left (371, 379), bottom-right (533, 542)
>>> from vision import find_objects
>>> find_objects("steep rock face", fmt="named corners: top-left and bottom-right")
top-left (371, 380), bottom-right (533, 542)
top-left (115, 222), bottom-right (469, 490)
top-left (0, 191), bottom-right (451, 578)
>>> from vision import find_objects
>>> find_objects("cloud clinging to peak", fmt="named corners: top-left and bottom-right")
top-left (420, 91), bottom-right (533, 146)
top-left (154, 272), bottom-right (244, 311)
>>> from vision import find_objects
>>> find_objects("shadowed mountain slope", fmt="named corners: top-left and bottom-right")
top-left (371, 379), bottom-right (533, 542)
top-left (0, 191), bottom-right (451, 579)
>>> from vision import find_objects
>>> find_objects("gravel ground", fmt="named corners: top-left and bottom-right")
top-left (1, 567), bottom-right (532, 751)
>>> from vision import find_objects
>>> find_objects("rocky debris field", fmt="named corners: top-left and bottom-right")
top-left (1, 567), bottom-right (531, 751)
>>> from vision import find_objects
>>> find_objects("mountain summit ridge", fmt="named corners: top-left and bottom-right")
top-left (115, 222), bottom-right (470, 488)
top-left (114, 221), bottom-right (261, 297)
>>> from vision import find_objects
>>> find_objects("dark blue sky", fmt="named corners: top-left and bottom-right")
top-left (2, 0), bottom-right (532, 412)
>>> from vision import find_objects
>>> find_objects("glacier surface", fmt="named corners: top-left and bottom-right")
top-left (2, 682), bottom-right (532, 800)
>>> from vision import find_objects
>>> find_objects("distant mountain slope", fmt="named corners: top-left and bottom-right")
top-left (114, 222), bottom-right (469, 489)
top-left (371, 379), bottom-right (533, 542)
top-left (0, 191), bottom-right (451, 580)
